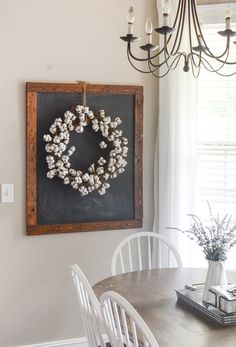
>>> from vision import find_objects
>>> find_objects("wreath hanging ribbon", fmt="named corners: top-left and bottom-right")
top-left (43, 105), bottom-right (128, 196)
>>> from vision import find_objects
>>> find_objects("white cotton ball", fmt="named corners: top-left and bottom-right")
top-left (82, 173), bottom-right (90, 181)
top-left (108, 135), bottom-right (115, 141)
top-left (75, 125), bottom-right (84, 133)
top-left (69, 169), bottom-right (76, 176)
top-left (98, 188), bottom-right (106, 195)
top-left (99, 110), bottom-right (105, 118)
top-left (96, 167), bottom-right (104, 175)
top-left (71, 182), bottom-right (78, 189)
top-left (103, 173), bottom-right (110, 180)
top-left (98, 157), bottom-right (106, 165)
top-left (47, 169), bottom-right (57, 179)
top-left (76, 105), bottom-right (83, 113)
top-left (92, 124), bottom-right (99, 132)
top-left (99, 141), bottom-right (107, 149)
top-left (88, 111), bottom-right (94, 119)
top-left (48, 164), bottom-right (55, 169)
top-left (115, 117), bottom-right (122, 125)
top-left (88, 164), bottom-right (95, 173)
top-left (43, 134), bottom-right (52, 142)
top-left (104, 116), bottom-right (111, 124)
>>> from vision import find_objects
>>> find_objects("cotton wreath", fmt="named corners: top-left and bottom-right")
top-left (43, 105), bottom-right (128, 196)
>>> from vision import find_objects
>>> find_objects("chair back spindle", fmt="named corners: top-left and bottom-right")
top-left (70, 264), bottom-right (107, 347)
top-left (100, 291), bottom-right (160, 347)
top-left (111, 232), bottom-right (182, 275)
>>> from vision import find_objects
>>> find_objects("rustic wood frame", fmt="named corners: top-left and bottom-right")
top-left (26, 82), bottom-right (143, 235)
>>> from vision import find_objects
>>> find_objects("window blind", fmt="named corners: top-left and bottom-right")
top-left (196, 24), bottom-right (236, 269)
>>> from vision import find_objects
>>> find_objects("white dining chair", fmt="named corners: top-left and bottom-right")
top-left (111, 231), bottom-right (182, 275)
top-left (100, 290), bottom-right (160, 347)
top-left (70, 263), bottom-right (108, 347)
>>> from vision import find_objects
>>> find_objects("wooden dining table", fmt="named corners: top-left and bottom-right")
top-left (93, 268), bottom-right (236, 347)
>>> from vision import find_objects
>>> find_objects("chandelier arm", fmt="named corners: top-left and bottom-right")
top-left (147, 60), bottom-right (169, 76)
top-left (170, 0), bottom-right (186, 56)
top-left (201, 38), bottom-right (236, 64)
top-left (201, 44), bottom-right (236, 69)
top-left (147, 53), bottom-right (184, 77)
top-left (146, 50), bottom-right (173, 70)
top-left (127, 41), bottom-right (168, 62)
top-left (189, 53), bottom-right (201, 78)
top-left (164, 49), bottom-right (171, 69)
top-left (190, 51), bottom-right (202, 69)
top-left (199, 51), bottom-right (236, 75)
top-left (188, 0), bottom-right (202, 69)
top-left (168, 53), bottom-right (184, 71)
top-left (127, 43), bottom-right (154, 62)
top-left (163, 50), bottom-right (185, 71)
top-left (200, 57), bottom-right (236, 76)
top-left (126, 49), bottom-right (160, 73)
top-left (191, 0), bottom-right (232, 60)
top-left (149, 54), bottom-right (185, 77)
top-left (147, 50), bottom-right (184, 70)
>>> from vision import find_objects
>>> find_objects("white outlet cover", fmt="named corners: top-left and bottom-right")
top-left (1, 184), bottom-right (14, 203)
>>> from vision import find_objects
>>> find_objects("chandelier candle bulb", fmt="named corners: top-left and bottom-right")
top-left (127, 6), bottom-right (135, 35)
top-left (225, 7), bottom-right (232, 30)
top-left (162, 0), bottom-right (170, 26)
top-left (145, 18), bottom-right (153, 44)
top-left (163, 13), bottom-right (169, 27)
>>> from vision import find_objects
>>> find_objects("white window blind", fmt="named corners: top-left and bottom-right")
top-left (196, 23), bottom-right (236, 269)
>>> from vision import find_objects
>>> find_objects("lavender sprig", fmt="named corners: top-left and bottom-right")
top-left (167, 203), bottom-right (236, 261)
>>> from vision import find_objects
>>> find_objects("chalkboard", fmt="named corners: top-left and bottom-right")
top-left (26, 83), bottom-right (143, 235)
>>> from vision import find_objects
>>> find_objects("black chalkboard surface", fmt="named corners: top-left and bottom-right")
top-left (26, 83), bottom-right (143, 235)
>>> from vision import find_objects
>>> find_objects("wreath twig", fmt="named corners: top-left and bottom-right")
top-left (43, 105), bottom-right (128, 196)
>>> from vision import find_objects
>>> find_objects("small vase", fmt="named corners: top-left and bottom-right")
top-left (202, 259), bottom-right (227, 304)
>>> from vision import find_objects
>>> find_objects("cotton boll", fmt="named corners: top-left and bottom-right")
top-left (44, 134), bottom-right (52, 142)
top-left (115, 117), bottom-right (122, 125)
top-left (64, 177), bottom-right (70, 184)
top-left (99, 141), bottom-right (107, 149)
top-left (82, 173), bottom-right (90, 181)
top-left (75, 125), bottom-right (84, 133)
top-left (88, 164), bottom-right (95, 173)
top-left (98, 188), bottom-right (106, 195)
top-left (69, 169), bottom-right (76, 176)
top-left (92, 124), bottom-right (99, 132)
top-left (88, 111), bottom-right (94, 119)
top-left (99, 110), bottom-right (105, 118)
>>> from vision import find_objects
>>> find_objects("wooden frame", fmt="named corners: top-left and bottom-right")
top-left (26, 82), bottom-right (143, 235)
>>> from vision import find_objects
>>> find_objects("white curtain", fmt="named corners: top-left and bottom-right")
top-left (152, 0), bottom-right (198, 267)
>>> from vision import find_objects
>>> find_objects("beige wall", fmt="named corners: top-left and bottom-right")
top-left (0, 1), bottom-right (158, 346)
top-left (198, 0), bottom-right (235, 4)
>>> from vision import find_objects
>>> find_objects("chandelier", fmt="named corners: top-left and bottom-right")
top-left (120, 1), bottom-right (236, 78)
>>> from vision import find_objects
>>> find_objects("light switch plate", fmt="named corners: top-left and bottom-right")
top-left (1, 184), bottom-right (14, 203)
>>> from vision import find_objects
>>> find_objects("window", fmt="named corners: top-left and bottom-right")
top-left (196, 22), bottom-right (236, 269)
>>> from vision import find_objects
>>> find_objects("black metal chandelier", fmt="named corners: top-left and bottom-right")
top-left (121, 1), bottom-right (236, 78)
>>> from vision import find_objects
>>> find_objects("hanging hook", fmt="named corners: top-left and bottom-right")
top-left (76, 81), bottom-right (87, 107)
top-left (82, 82), bottom-right (87, 107)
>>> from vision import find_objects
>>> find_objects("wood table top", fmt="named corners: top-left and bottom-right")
top-left (93, 268), bottom-right (236, 347)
